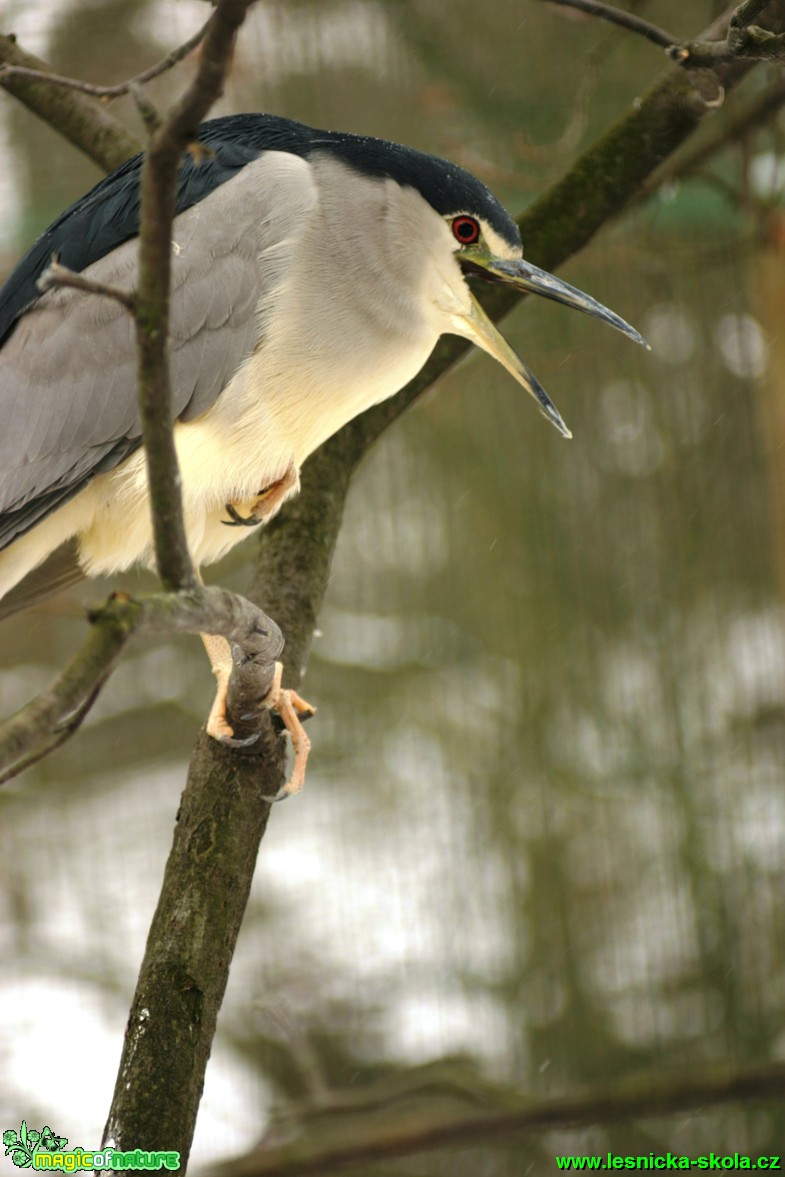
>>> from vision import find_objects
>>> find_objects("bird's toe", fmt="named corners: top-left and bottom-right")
top-left (217, 730), bottom-right (261, 749)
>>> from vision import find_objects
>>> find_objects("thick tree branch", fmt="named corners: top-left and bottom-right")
top-left (99, 3), bottom-right (265, 1166)
top-left (102, 721), bottom-right (284, 1171)
top-left (641, 71), bottom-right (785, 197)
top-left (213, 1059), bottom-right (785, 1177)
top-left (0, 34), bottom-right (141, 170)
top-left (673, 27), bottom-right (785, 68)
top-left (736, 0), bottom-right (775, 21)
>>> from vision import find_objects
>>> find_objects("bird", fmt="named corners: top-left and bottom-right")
top-left (0, 113), bottom-right (647, 793)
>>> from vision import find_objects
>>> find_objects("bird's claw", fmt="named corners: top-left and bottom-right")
top-left (221, 502), bottom-right (263, 527)
top-left (258, 665), bottom-right (315, 800)
top-left (260, 783), bottom-right (293, 804)
top-left (221, 474), bottom-right (297, 528)
top-left (217, 730), bottom-right (261, 749)
top-left (205, 659), bottom-right (315, 799)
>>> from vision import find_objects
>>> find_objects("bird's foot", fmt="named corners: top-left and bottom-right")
top-left (205, 671), bottom-right (261, 747)
top-left (205, 658), bottom-right (316, 800)
top-left (222, 502), bottom-right (264, 527)
top-left (222, 464), bottom-right (300, 527)
top-left (259, 662), bottom-right (316, 803)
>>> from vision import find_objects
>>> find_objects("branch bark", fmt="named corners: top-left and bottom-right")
top-left (102, 724), bottom-right (284, 1169)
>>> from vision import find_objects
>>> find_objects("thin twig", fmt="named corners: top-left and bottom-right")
top-left (114, 20), bottom-right (209, 94)
top-left (127, 80), bottom-right (163, 135)
top-left (0, 19), bottom-right (209, 103)
top-left (541, 0), bottom-right (677, 48)
top-left (37, 259), bottom-right (136, 310)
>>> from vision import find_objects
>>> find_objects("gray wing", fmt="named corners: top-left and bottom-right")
top-left (0, 152), bottom-right (317, 550)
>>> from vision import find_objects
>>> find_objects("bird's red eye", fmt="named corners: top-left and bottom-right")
top-left (451, 215), bottom-right (480, 245)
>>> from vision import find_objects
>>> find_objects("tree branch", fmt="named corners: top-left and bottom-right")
top-left (135, 1), bottom-right (255, 594)
top-left (0, 585), bottom-right (281, 785)
top-left (102, 720), bottom-right (284, 1171)
top-left (673, 26), bottom-right (785, 67)
top-left (0, 34), bottom-right (141, 170)
top-left (0, 19), bottom-right (210, 102)
top-left (98, 3), bottom-right (264, 1164)
top-left (37, 259), bottom-right (136, 310)
top-left (541, 0), bottom-right (785, 68)
top-left (736, 0), bottom-right (774, 21)
top-left (213, 1059), bottom-right (785, 1176)
top-left (640, 71), bottom-right (785, 198)
top-left (542, 0), bottom-right (677, 49)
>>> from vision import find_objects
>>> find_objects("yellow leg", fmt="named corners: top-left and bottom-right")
top-left (202, 632), bottom-right (235, 741)
top-left (200, 633), bottom-right (316, 799)
top-left (260, 661), bottom-right (314, 799)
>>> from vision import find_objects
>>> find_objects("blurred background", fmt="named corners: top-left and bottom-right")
top-left (1, 0), bottom-right (784, 1169)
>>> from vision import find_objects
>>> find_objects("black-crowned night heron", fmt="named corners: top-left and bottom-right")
top-left (0, 113), bottom-right (646, 790)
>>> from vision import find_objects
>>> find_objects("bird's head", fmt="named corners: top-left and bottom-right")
top-left (320, 127), bottom-right (648, 438)
top-left (437, 206), bottom-right (648, 438)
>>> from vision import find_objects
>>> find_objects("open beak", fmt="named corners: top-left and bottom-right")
top-left (458, 255), bottom-right (649, 438)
